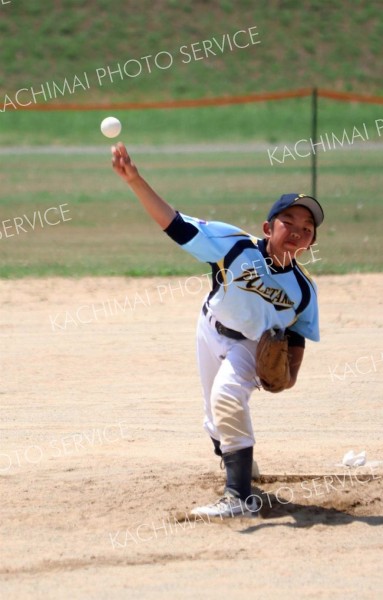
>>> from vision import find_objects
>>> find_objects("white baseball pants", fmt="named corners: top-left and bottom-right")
top-left (196, 304), bottom-right (260, 454)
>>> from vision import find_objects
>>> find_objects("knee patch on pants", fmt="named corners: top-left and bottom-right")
top-left (211, 388), bottom-right (254, 453)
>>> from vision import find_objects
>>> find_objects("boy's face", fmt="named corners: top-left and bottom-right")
top-left (263, 205), bottom-right (315, 266)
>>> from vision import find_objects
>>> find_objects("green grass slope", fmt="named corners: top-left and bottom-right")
top-left (1, 0), bottom-right (382, 104)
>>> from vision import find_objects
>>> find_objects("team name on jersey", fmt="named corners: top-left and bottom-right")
top-left (233, 268), bottom-right (295, 310)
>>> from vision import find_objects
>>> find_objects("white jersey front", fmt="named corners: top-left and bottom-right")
top-left (165, 212), bottom-right (319, 342)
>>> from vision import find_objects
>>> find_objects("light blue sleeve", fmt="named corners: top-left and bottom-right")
top-left (179, 213), bottom-right (250, 263)
top-left (289, 291), bottom-right (320, 342)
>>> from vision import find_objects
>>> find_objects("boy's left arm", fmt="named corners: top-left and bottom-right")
top-left (284, 275), bottom-right (320, 388)
top-left (285, 328), bottom-right (306, 389)
top-left (286, 345), bottom-right (305, 388)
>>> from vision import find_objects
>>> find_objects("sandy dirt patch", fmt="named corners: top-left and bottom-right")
top-left (1, 274), bottom-right (382, 599)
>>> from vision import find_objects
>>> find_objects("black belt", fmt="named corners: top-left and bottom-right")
top-left (202, 302), bottom-right (246, 340)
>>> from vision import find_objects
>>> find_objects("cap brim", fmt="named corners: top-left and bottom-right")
top-left (292, 196), bottom-right (324, 227)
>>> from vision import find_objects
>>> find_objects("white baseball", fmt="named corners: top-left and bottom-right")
top-left (100, 116), bottom-right (122, 138)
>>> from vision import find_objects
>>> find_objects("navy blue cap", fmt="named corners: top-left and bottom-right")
top-left (267, 193), bottom-right (324, 227)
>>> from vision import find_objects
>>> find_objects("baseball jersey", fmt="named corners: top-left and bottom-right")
top-left (165, 212), bottom-right (320, 343)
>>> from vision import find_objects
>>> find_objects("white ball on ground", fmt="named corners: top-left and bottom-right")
top-left (100, 116), bottom-right (122, 138)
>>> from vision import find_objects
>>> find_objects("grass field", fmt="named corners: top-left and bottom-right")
top-left (1, 0), bottom-right (383, 98)
top-left (1, 2), bottom-right (382, 279)
top-left (0, 145), bottom-right (381, 278)
top-left (1, 99), bottom-right (383, 146)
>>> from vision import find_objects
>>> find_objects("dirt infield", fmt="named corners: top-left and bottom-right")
top-left (1, 274), bottom-right (382, 599)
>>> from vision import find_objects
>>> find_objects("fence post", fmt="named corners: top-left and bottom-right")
top-left (311, 87), bottom-right (318, 197)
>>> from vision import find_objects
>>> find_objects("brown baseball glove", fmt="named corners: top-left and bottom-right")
top-left (255, 329), bottom-right (290, 393)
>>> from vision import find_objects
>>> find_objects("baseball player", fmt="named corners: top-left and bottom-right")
top-left (111, 142), bottom-right (324, 518)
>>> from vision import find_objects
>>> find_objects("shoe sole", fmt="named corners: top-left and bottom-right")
top-left (190, 501), bottom-right (259, 519)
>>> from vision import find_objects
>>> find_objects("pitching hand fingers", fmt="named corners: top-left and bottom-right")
top-left (116, 142), bottom-right (129, 161)
top-left (111, 144), bottom-right (138, 182)
top-left (111, 146), bottom-right (122, 171)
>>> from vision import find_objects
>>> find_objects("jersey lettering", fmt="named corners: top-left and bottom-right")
top-left (233, 269), bottom-right (294, 310)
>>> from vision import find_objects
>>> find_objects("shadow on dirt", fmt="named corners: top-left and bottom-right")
top-left (240, 482), bottom-right (383, 532)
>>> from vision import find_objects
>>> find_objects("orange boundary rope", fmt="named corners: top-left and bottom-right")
top-left (17, 88), bottom-right (312, 111)
top-left (317, 89), bottom-right (383, 104)
top-left (10, 88), bottom-right (383, 111)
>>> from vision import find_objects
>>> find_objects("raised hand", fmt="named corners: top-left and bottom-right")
top-left (111, 142), bottom-right (139, 184)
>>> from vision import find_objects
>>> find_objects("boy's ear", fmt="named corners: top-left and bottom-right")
top-left (305, 231), bottom-right (316, 248)
top-left (263, 220), bottom-right (272, 239)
